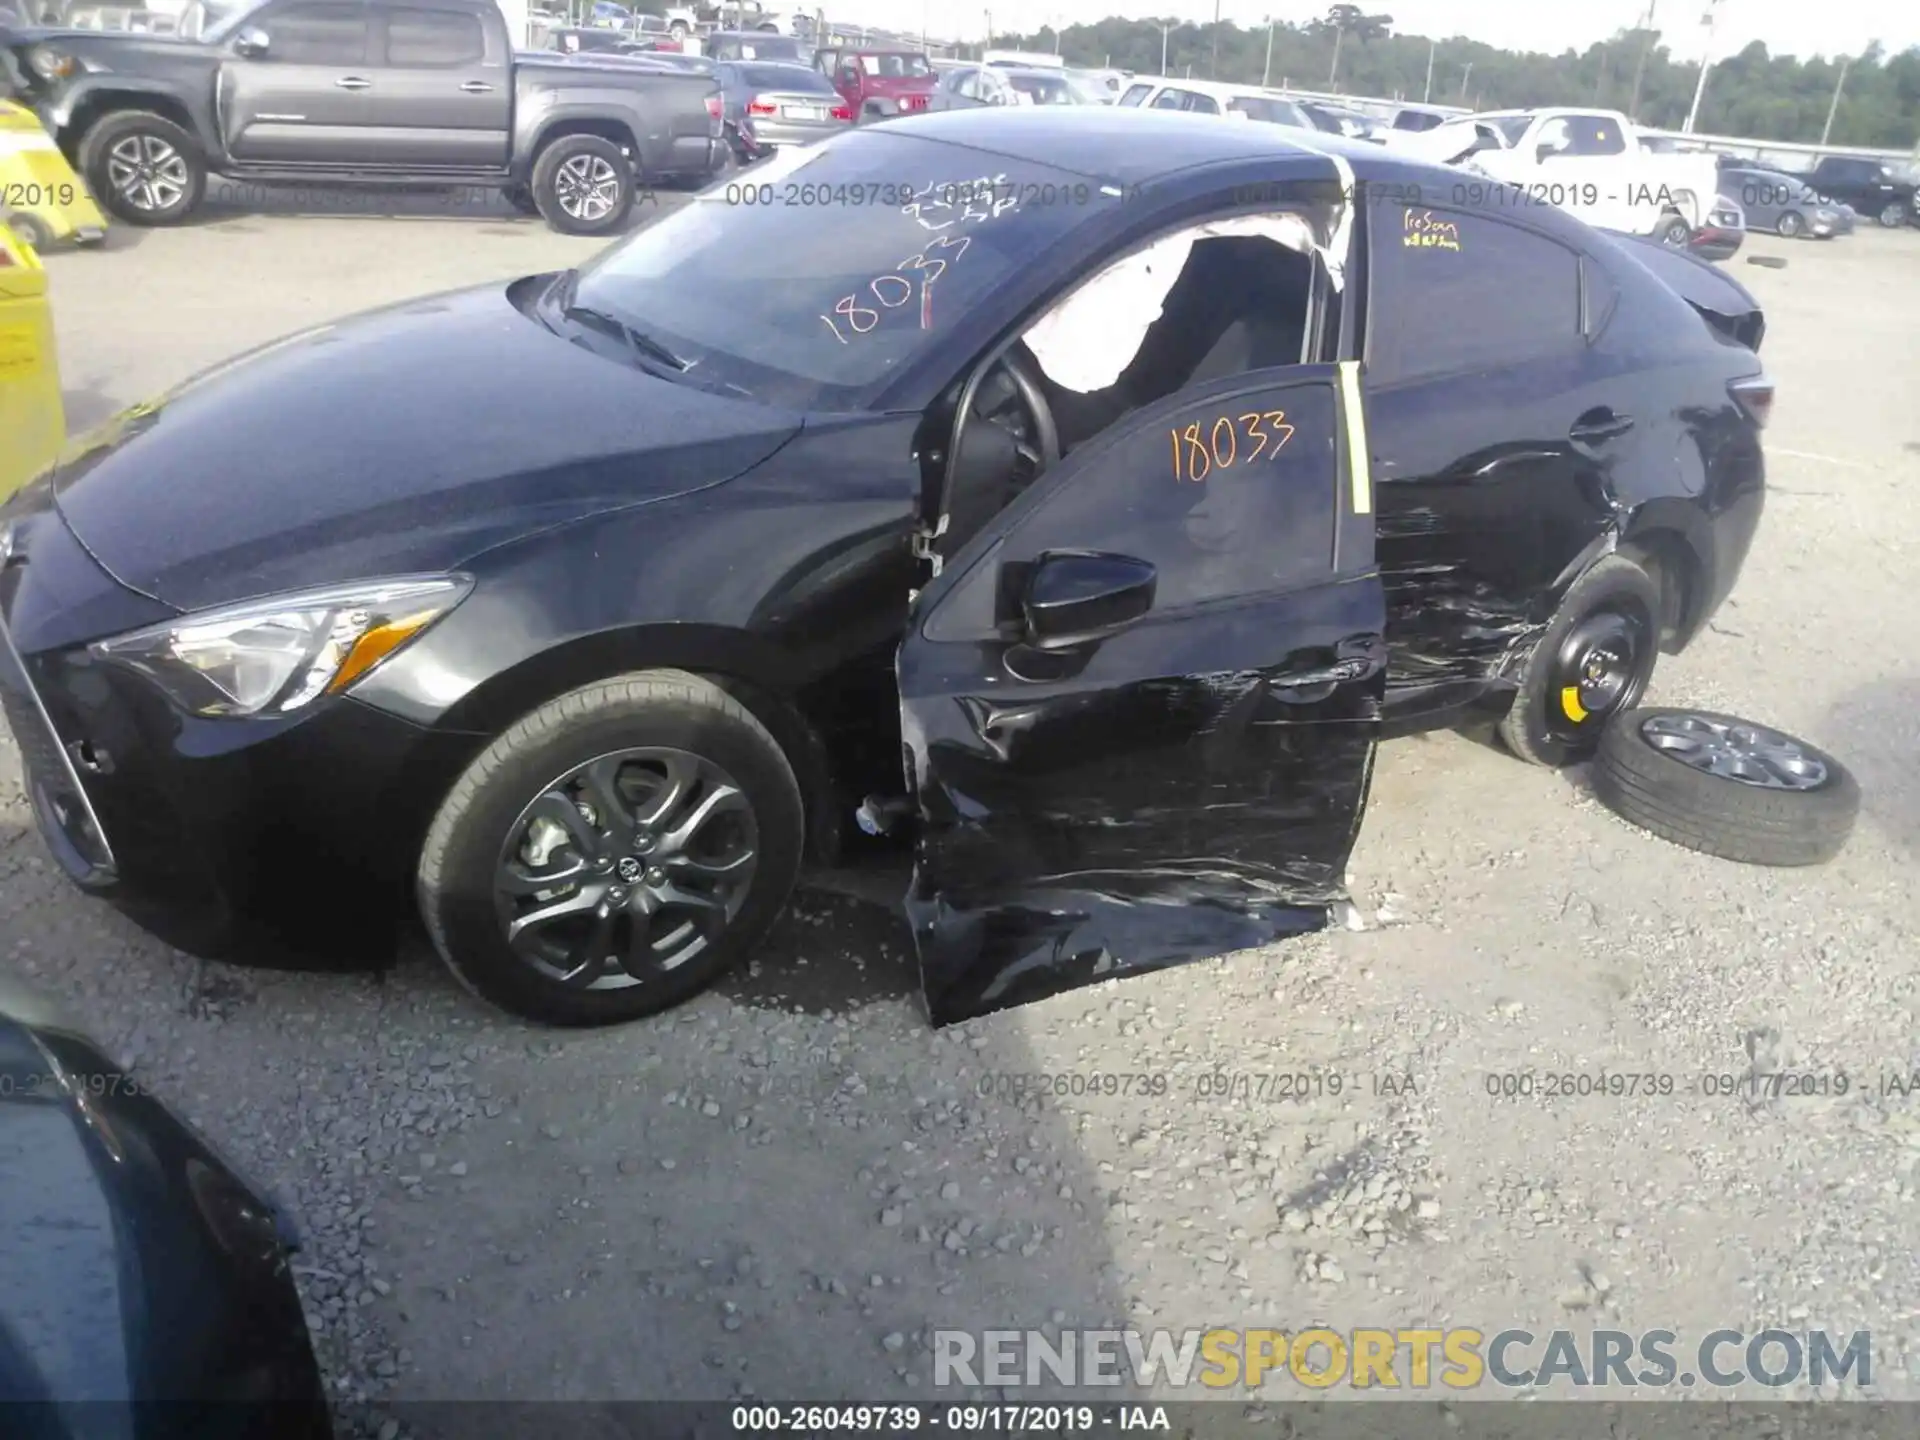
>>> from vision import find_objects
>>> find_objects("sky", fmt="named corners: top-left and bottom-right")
top-left (846, 0), bottom-right (1920, 63)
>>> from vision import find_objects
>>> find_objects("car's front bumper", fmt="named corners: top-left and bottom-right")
top-left (0, 520), bottom-right (486, 963)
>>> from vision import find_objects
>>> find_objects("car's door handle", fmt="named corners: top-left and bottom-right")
top-left (335, 75), bottom-right (372, 89)
top-left (1570, 410), bottom-right (1634, 444)
top-left (460, 80), bottom-right (494, 92)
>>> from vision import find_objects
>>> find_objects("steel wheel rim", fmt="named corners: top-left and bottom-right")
top-left (106, 134), bottom-right (189, 212)
top-left (1639, 713), bottom-right (1829, 791)
top-left (555, 155), bottom-right (621, 220)
top-left (1547, 608), bottom-right (1650, 740)
top-left (493, 746), bottom-right (758, 990)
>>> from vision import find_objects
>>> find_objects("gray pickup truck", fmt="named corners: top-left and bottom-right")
top-left (2, 0), bottom-right (724, 233)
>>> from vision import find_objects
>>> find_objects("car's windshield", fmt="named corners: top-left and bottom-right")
top-left (197, 1), bottom-right (264, 42)
top-left (1488, 115), bottom-right (1533, 145)
top-left (567, 132), bottom-right (1115, 409)
top-left (1006, 71), bottom-right (1076, 104)
top-left (858, 51), bottom-right (931, 77)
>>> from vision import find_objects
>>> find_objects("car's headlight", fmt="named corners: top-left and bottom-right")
top-left (27, 46), bottom-right (80, 80)
top-left (88, 575), bottom-right (471, 718)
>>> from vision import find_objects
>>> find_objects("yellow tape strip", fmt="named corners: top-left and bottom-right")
top-left (1337, 360), bottom-right (1371, 516)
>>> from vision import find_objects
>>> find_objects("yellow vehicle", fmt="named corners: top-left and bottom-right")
top-left (0, 220), bottom-right (64, 500)
top-left (0, 99), bottom-right (109, 249)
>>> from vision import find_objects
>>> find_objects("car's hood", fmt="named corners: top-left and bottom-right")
top-left (0, 975), bottom-right (314, 1414)
top-left (49, 279), bottom-right (805, 613)
top-left (3, 25), bottom-right (214, 59)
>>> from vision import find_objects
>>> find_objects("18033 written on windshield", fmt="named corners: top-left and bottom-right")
top-left (817, 173), bottom-right (1026, 344)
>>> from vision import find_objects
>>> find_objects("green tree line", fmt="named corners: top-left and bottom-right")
top-left (995, 10), bottom-right (1920, 150)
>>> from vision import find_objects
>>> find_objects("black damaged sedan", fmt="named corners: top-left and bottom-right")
top-left (0, 110), bottom-right (1770, 1028)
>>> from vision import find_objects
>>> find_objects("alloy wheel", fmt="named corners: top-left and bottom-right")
top-left (1637, 713), bottom-right (1830, 791)
top-left (1878, 202), bottom-right (1908, 228)
top-left (494, 747), bottom-right (759, 990)
top-left (105, 134), bottom-right (190, 213)
top-left (1545, 608), bottom-right (1651, 741)
top-left (554, 155), bottom-right (622, 222)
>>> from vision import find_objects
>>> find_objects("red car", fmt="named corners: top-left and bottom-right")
top-left (815, 46), bottom-right (937, 120)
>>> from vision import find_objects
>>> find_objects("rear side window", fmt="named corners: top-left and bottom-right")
top-left (1559, 113), bottom-right (1627, 156)
top-left (1367, 206), bottom-right (1583, 385)
top-left (1118, 82), bottom-right (1151, 106)
top-left (266, 2), bottom-right (369, 63)
top-left (383, 8), bottom-right (483, 65)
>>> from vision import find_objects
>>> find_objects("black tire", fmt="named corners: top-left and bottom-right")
top-left (0, 209), bottom-right (52, 251)
top-left (1497, 554), bottom-right (1661, 768)
top-left (1775, 210), bottom-right (1802, 238)
top-left (1877, 200), bottom-right (1909, 228)
top-left (1590, 707), bottom-right (1859, 866)
top-left (501, 183), bottom-right (541, 217)
top-left (530, 133), bottom-right (636, 236)
top-left (416, 670), bottom-right (805, 1026)
top-left (669, 19), bottom-right (688, 37)
top-left (1658, 214), bottom-right (1692, 247)
top-left (78, 110), bottom-right (206, 226)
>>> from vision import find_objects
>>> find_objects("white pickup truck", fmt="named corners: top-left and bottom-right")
top-left (1387, 107), bottom-right (1718, 243)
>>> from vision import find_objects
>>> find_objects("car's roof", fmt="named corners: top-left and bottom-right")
top-left (1134, 76), bottom-right (1284, 100)
top-left (881, 106), bottom-right (1399, 184)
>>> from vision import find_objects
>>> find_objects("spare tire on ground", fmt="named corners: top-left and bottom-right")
top-left (1590, 707), bottom-right (1859, 866)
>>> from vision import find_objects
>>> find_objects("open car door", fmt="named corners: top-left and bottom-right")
top-left (898, 362), bottom-right (1386, 1025)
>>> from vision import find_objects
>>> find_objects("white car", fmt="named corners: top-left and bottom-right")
top-left (1114, 77), bottom-right (1315, 130)
top-left (1387, 107), bottom-right (1716, 241)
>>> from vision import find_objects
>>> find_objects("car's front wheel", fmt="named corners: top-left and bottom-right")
top-left (530, 134), bottom-right (636, 236)
top-left (1657, 214), bottom-right (1692, 247)
top-left (417, 671), bottom-right (805, 1026)
top-left (79, 111), bottom-right (206, 226)
top-left (1496, 555), bottom-right (1661, 767)
top-left (1775, 210), bottom-right (1802, 238)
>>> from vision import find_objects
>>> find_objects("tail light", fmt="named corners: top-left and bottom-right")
top-left (747, 96), bottom-right (778, 115)
top-left (705, 94), bottom-right (723, 119)
top-left (1729, 374), bottom-right (1774, 429)
top-left (830, 103), bottom-right (852, 120)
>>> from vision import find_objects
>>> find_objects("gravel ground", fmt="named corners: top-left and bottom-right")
top-left (9, 197), bottom-right (1919, 1429)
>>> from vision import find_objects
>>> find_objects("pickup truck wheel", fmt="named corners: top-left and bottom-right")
top-left (1497, 555), bottom-right (1661, 768)
top-left (1877, 200), bottom-right (1909, 228)
top-left (531, 134), bottom-right (635, 236)
top-left (1657, 214), bottom-right (1692, 247)
top-left (501, 184), bottom-right (541, 217)
top-left (80, 111), bottom-right (206, 226)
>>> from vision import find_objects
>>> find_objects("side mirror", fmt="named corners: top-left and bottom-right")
top-left (233, 24), bottom-right (270, 55)
top-left (1021, 551), bottom-right (1156, 650)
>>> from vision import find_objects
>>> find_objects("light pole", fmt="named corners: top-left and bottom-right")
top-left (982, 7), bottom-right (991, 48)
top-left (1263, 16), bottom-right (1275, 87)
top-left (1627, 0), bottom-right (1658, 120)
top-left (1327, 20), bottom-right (1344, 87)
top-left (1210, 0), bottom-right (1220, 78)
top-left (1160, 19), bottom-right (1170, 74)
top-left (1682, 0), bottom-right (1722, 134)
top-left (1423, 37), bottom-right (1434, 101)
top-left (1457, 59), bottom-right (1472, 99)
top-left (1819, 55), bottom-right (1851, 147)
